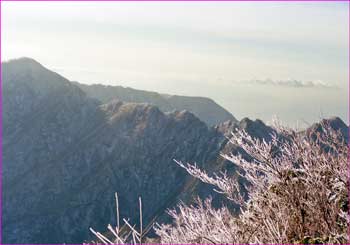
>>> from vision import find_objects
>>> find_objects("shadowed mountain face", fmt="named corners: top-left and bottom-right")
top-left (74, 82), bottom-right (237, 126)
top-left (2, 58), bottom-right (348, 243)
top-left (3, 58), bottom-right (225, 243)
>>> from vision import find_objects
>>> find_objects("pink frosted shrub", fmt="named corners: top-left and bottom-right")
top-left (91, 122), bottom-right (349, 244)
top-left (155, 122), bottom-right (349, 244)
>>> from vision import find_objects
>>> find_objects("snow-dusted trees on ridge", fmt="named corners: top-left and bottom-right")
top-left (91, 122), bottom-right (349, 244)
top-left (155, 122), bottom-right (349, 244)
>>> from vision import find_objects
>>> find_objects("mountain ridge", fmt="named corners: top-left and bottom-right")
top-left (2, 57), bottom-right (348, 243)
top-left (2, 57), bottom-right (236, 126)
top-left (3, 59), bottom-right (224, 242)
top-left (74, 81), bottom-right (237, 126)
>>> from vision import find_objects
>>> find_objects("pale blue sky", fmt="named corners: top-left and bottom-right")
top-left (2, 1), bottom-right (349, 126)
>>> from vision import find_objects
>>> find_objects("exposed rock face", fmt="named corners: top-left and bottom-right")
top-left (2, 58), bottom-right (348, 244)
top-left (74, 82), bottom-right (237, 126)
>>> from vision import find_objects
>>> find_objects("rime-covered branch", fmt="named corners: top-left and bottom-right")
top-left (155, 123), bottom-right (349, 244)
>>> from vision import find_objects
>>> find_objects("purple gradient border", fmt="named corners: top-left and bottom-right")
top-left (0, 0), bottom-right (349, 245)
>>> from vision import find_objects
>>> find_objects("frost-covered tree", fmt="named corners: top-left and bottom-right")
top-left (155, 122), bottom-right (349, 244)
top-left (88, 193), bottom-right (150, 244)
top-left (91, 121), bottom-right (349, 244)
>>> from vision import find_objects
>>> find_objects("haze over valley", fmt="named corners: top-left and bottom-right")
top-left (2, 1), bottom-right (349, 244)
top-left (3, 2), bottom-right (348, 125)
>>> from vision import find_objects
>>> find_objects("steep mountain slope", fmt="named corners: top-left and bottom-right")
top-left (2, 58), bottom-right (224, 243)
top-left (74, 82), bottom-right (236, 126)
top-left (2, 58), bottom-right (348, 243)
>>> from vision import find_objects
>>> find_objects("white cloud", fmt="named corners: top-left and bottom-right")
top-left (238, 79), bottom-right (337, 88)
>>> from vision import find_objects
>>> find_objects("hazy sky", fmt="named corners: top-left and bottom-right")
top-left (2, 2), bottom-right (349, 126)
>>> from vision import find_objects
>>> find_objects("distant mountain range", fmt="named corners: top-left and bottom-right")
top-left (73, 81), bottom-right (236, 127)
top-left (2, 57), bottom-right (348, 243)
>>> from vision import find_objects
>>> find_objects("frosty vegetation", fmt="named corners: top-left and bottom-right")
top-left (90, 121), bottom-right (349, 244)
top-left (88, 193), bottom-right (151, 244)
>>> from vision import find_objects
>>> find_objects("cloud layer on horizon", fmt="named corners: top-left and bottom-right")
top-left (237, 79), bottom-right (337, 88)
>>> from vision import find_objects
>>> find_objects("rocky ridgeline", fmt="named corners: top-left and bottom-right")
top-left (2, 58), bottom-right (348, 243)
